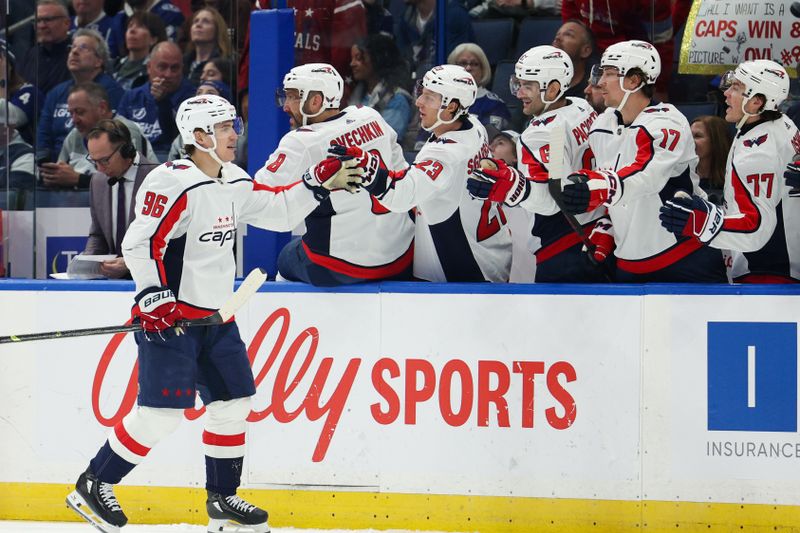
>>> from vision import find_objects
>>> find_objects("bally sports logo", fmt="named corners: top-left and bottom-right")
top-left (91, 308), bottom-right (578, 462)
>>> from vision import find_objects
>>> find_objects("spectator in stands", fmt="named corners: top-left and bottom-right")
top-left (0, 39), bottom-right (44, 146)
top-left (552, 19), bottom-right (595, 98)
top-left (488, 128), bottom-right (519, 166)
top-left (183, 7), bottom-right (232, 85)
top-left (200, 56), bottom-right (236, 92)
top-left (363, 0), bottom-right (393, 35)
top-left (288, 0), bottom-right (367, 97)
top-left (37, 28), bottom-right (124, 163)
top-left (349, 34), bottom-right (414, 141)
top-left (448, 43), bottom-right (510, 130)
top-left (111, 0), bottom-right (185, 44)
top-left (70, 0), bottom-right (121, 57)
top-left (0, 118), bottom-right (35, 200)
top-left (562, 0), bottom-right (689, 101)
top-left (113, 11), bottom-right (167, 90)
top-left (167, 79), bottom-right (233, 161)
top-left (83, 119), bottom-right (159, 278)
top-left (43, 83), bottom-right (153, 189)
top-left (395, 0), bottom-right (474, 80)
top-left (690, 115), bottom-right (731, 205)
top-left (189, 0), bottom-right (251, 56)
top-left (117, 41), bottom-right (196, 157)
top-left (469, 0), bottom-right (558, 19)
top-left (583, 64), bottom-right (605, 113)
top-left (19, 0), bottom-right (72, 94)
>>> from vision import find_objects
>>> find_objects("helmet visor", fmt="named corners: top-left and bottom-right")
top-left (589, 64), bottom-right (602, 87)
top-left (719, 70), bottom-right (737, 91)
top-left (275, 88), bottom-right (287, 107)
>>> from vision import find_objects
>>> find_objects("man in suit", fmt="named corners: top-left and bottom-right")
top-left (83, 119), bottom-right (159, 278)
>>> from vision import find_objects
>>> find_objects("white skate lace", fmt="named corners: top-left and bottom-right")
top-left (225, 495), bottom-right (257, 514)
top-left (97, 482), bottom-right (122, 512)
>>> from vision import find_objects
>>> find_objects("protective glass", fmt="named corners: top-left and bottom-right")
top-left (589, 64), bottom-right (602, 86)
top-left (86, 143), bottom-right (122, 167)
top-left (274, 88), bottom-right (287, 107)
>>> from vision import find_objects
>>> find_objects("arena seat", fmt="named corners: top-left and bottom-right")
top-left (471, 18), bottom-right (514, 67)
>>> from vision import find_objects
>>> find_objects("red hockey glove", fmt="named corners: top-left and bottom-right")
top-left (582, 216), bottom-right (615, 263)
top-left (659, 191), bottom-right (723, 243)
top-left (303, 157), bottom-right (364, 198)
top-left (328, 144), bottom-right (382, 187)
top-left (561, 169), bottom-right (621, 214)
top-left (132, 286), bottom-right (183, 340)
top-left (468, 158), bottom-right (529, 207)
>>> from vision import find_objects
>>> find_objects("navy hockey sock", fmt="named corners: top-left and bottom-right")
top-left (89, 441), bottom-right (136, 484)
top-left (205, 456), bottom-right (243, 496)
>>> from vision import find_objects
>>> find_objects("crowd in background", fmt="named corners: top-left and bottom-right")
top-left (1, 0), bottom-right (799, 282)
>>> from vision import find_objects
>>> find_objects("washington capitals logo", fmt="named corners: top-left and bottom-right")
top-left (453, 76), bottom-right (475, 87)
top-left (542, 51), bottom-right (563, 60)
top-left (631, 41), bottom-right (654, 50)
top-left (311, 66), bottom-right (335, 75)
top-left (166, 162), bottom-right (191, 170)
top-left (532, 115), bottom-right (556, 127)
top-left (743, 134), bottom-right (768, 147)
top-left (643, 107), bottom-right (670, 113)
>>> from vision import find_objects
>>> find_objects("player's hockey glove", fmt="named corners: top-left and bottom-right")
top-left (583, 216), bottom-right (615, 263)
top-left (784, 161), bottom-right (800, 197)
top-left (131, 286), bottom-right (183, 341)
top-left (328, 144), bottom-right (385, 190)
top-left (468, 158), bottom-right (529, 207)
top-left (658, 191), bottom-right (723, 243)
top-left (302, 157), bottom-right (364, 200)
top-left (561, 169), bottom-right (621, 214)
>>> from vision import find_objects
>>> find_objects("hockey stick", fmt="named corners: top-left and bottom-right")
top-left (545, 124), bottom-right (613, 281)
top-left (0, 268), bottom-right (268, 344)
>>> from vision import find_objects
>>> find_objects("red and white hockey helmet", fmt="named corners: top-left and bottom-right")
top-left (421, 64), bottom-right (478, 111)
top-left (282, 63), bottom-right (344, 110)
top-left (723, 60), bottom-right (789, 112)
top-left (600, 40), bottom-right (661, 85)
top-left (176, 94), bottom-right (242, 147)
top-left (513, 45), bottom-right (573, 103)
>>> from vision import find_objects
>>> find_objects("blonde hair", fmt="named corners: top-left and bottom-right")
top-left (447, 43), bottom-right (491, 87)
top-left (186, 7), bottom-right (232, 59)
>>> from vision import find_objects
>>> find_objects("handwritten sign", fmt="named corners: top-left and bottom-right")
top-left (679, 0), bottom-right (800, 76)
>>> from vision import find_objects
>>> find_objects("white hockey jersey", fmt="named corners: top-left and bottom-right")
top-left (255, 105), bottom-right (415, 279)
top-left (122, 160), bottom-right (318, 317)
top-left (372, 115), bottom-right (511, 282)
top-left (589, 102), bottom-right (701, 273)
top-left (515, 97), bottom-right (601, 267)
top-left (709, 115), bottom-right (800, 282)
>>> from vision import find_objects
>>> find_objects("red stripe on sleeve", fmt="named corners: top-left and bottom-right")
top-left (521, 144), bottom-right (549, 182)
top-left (150, 194), bottom-right (188, 285)
top-left (114, 423), bottom-right (151, 457)
top-left (721, 164), bottom-right (761, 233)
top-left (202, 431), bottom-right (246, 447)
top-left (302, 240), bottom-right (413, 279)
top-left (616, 127), bottom-right (655, 180)
top-left (252, 180), bottom-right (302, 193)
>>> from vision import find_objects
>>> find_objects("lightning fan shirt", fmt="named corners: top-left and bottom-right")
top-left (123, 160), bottom-right (318, 317)
top-left (372, 115), bottom-right (511, 282)
top-left (255, 105), bottom-right (415, 279)
top-left (515, 97), bottom-right (601, 277)
top-left (589, 101), bottom-right (701, 273)
top-left (710, 115), bottom-right (800, 282)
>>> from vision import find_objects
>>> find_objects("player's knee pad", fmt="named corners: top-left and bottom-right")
top-left (203, 397), bottom-right (252, 458)
top-left (109, 407), bottom-right (183, 464)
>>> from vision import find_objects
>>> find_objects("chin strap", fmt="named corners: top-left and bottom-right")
top-left (422, 104), bottom-right (462, 132)
top-left (736, 95), bottom-right (758, 130)
top-left (299, 92), bottom-right (326, 127)
top-left (615, 77), bottom-right (644, 114)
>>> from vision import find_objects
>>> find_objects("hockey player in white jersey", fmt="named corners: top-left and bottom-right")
top-left (660, 60), bottom-right (800, 282)
top-left (466, 45), bottom-right (610, 282)
top-left (560, 40), bottom-right (726, 282)
top-left (331, 64), bottom-right (511, 282)
top-left (65, 94), bottom-right (359, 533)
top-left (255, 63), bottom-right (415, 286)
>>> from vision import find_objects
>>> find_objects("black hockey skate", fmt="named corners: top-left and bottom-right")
top-left (206, 490), bottom-right (270, 532)
top-left (66, 468), bottom-right (128, 532)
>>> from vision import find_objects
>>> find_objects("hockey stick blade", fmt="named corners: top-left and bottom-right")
top-left (0, 268), bottom-right (268, 344)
